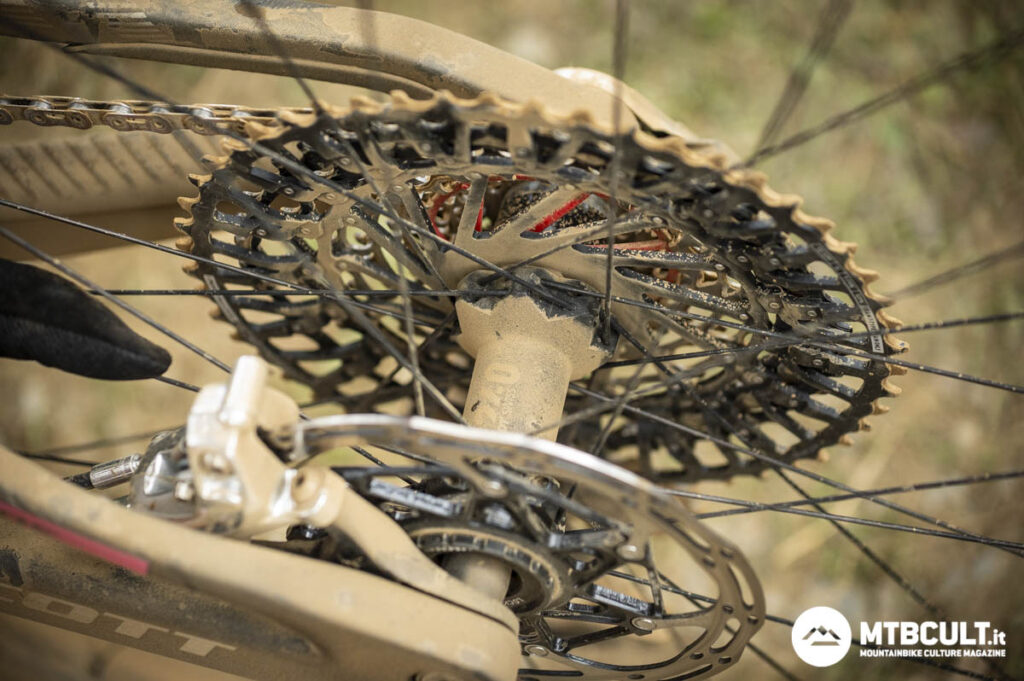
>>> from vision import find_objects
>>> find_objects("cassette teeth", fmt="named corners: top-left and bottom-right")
top-left (221, 137), bottom-right (249, 153)
top-left (187, 173), bottom-right (210, 188)
top-left (167, 89), bottom-right (904, 483)
top-left (800, 214), bottom-right (835, 234)
top-left (878, 311), bottom-right (904, 329)
top-left (201, 154), bottom-right (230, 169)
top-left (881, 378), bottom-right (903, 396)
top-left (277, 110), bottom-right (315, 128)
top-left (846, 258), bottom-right (880, 284)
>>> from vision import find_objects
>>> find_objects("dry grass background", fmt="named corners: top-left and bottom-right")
top-left (0, 1), bottom-right (1022, 679)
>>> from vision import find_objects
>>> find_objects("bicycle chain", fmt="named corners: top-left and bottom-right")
top-left (0, 94), bottom-right (309, 136)
top-left (1, 92), bottom-right (907, 483)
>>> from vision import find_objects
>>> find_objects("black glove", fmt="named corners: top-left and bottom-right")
top-left (0, 258), bottom-right (171, 380)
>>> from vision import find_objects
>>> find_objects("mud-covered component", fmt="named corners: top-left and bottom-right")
top-left (177, 92), bottom-right (904, 482)
top-left (455, 268), bottom-right (615, 440)
top-left (298, 413), bottom-right (767, 680)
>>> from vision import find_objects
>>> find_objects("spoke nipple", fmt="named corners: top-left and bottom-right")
top-left (524, 645), bottom-right (549, 657)
top-left (631, 617), bottom-right (657, 632)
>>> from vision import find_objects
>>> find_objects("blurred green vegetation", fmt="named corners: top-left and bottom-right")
top-left (1, 1), bottom-right (1022, 679)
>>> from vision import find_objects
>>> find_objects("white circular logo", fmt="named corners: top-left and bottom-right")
top-left (791, 606), bottom-right (852, 667)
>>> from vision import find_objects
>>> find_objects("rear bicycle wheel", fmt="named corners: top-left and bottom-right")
top-left (0, 2), bottom-right (1019, 675)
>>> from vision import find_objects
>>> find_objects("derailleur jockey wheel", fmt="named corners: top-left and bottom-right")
top-left (179, 92), bottom-right (904, 484)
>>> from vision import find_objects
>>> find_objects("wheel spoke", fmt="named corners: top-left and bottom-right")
top-left (751, 0), bottom-right (854, 155)
top-left (742, 27), bottom-right (1024, 166)
top-left (569, 382), bottom-right (1024, 554)
top-left (885, 239), bottom-right (1024, 300)
top-left (681, 469), bottom-right (1024, 519)
top-left (0, 226), bottom-right (232, 374)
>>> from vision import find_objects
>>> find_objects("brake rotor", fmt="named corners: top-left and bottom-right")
top-left (295, 413), bottom-right (767, 680)
top-left (177, 91), bottom-right (904, 482)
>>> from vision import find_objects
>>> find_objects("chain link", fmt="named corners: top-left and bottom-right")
top-left (0, 94), bottom-right (309, 136)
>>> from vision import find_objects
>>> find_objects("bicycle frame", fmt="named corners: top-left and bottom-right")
top-left (0, 0), bottom-right (631, 260)
top-left (0, 0), bottom-right (726, 262)
top-left (0, 7), bottom-right (619, 675)
top-left (0, 3), bottom-right (732, 679)
top-left (0, 445), bottom-right (520, 681)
